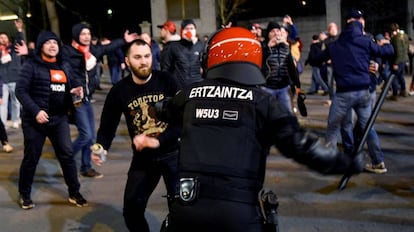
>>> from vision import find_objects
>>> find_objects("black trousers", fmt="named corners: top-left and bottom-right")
top-left (166, 198), bottom-right (264, 232)
top-left (0, 119), bottom-right (8, 144)
top-left (123, 149), bottom-right (179, 232)
top-left (18, 115), bottom-right (80, 198)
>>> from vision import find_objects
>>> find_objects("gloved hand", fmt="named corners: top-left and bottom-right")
top-left (337, 150), bottom-right (365, 190)
top-left (348, 150), bottom-right (365, 175)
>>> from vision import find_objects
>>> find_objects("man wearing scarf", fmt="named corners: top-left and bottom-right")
top-left (62, 22), bottom-right (138, 178)
top-left (0, 19), bottom-right (26, 130)
top-left (160, 19), bottom-right (204, 89)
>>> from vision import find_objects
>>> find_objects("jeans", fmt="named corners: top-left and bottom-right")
top-left (110, 65), bottom-right (122, 85)
top-left (261, 86), bottom-right (293, 113)
top-left (341, 91), bottom-right (384, 164)
top-left (326, 65), bottom-right (336, 99)
top-left (391, 62), bottom-right (406, 96)
top-left (1, 82), bottom-right (21, 125)
top-left (309, 66), bottom-right (329, 93)
top-left (72, 101), bottom-right (95, 173)
top-left (326, 89), bottom-right (371, 150)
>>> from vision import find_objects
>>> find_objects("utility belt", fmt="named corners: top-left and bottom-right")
top-left (176, 177), bottom-right (258, 205)
top-left (174, 178), bottom-right (279, 232)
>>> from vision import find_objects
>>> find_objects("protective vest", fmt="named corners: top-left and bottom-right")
top-left (178, 79), bottom-right (268, 180)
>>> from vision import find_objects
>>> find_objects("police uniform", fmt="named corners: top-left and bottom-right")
top-left (160, 27), bottom-right (363, 232)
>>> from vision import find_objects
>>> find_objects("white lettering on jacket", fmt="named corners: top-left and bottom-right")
top-left (195, 108), bottom-right (219, 118)
top-left (189, 86), bottom-right (253, 100)
top-left (50, 84), bottom-right (66, 92)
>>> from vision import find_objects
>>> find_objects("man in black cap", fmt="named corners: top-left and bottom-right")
top-left (160, 18), bottom-right (204, 89)
top-left (346, 9), bottom-right (364, 23)
top-left (17, 30), bottom-right (87, 209)
top-left (261, 21), bottom-right (302, 114)
top-left (317, 9), bottom-right (394, 170)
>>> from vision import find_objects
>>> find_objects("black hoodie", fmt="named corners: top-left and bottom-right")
top-left (17, 31), bottom-right (75, 122)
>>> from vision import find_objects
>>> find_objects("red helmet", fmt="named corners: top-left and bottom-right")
top-left (203, 27), bottom-right (264, 85)
top-left (206, 27), bottom-right (262, 70)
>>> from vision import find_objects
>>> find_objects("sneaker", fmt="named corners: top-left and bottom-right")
top-left (19, 196), bottom-right (35, 210)
top-left (68, 192), bottom-right (88, 207)
top-left (3, 143), bottom-right (13, 153)
top-left (388, 95), bottom-right (398, 101)
top-left (80, 168), bottom-right (103, 178)
top-left (12, 122), bottom-right (19, 129)
top-left (364, 162), bottom-right (387, 174)
top-left (400, 91), bottom-right (408, 97)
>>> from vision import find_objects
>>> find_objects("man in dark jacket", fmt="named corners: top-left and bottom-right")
top-left (160, 19), bottom-right (204, 89)
top-left (16, 31), bottom-right (87, 210)
top-left (156, 27), bottom-right (363, 232)
top-left (305, 32), bottom-right (329, 94)
top-left (261, 21), bottom-right (301, 114)
top-left (62, 22), bottom-right (138, 178)
top-left (318, 10), bottom-right (394, 155)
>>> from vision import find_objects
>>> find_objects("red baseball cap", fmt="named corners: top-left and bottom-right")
top-left (157, 21), bottom-right (176, 34)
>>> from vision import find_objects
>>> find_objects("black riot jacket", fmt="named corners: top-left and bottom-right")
top-left (160, 72), bottom-right (361, 200)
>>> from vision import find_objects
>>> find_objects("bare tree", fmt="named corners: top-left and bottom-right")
top-left (216, 0), bottom-right (248, 26)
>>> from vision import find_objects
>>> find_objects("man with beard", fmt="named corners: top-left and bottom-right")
top-left (91, 39), bottom-right (181, 232)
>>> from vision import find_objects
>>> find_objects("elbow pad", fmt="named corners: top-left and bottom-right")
top-left (279, 130), bottom-right (362, 175)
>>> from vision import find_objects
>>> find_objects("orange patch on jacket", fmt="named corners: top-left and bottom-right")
top-left (50, 70), bottom-right (67, 83)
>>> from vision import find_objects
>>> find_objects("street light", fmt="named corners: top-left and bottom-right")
top-left (107, 8), bottom-right (113, 19)
top-left (0, 15), bottom-right (18, 21)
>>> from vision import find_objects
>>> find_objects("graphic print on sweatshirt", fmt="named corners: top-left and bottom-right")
top-left (128, 93), bottom-right (168, 137)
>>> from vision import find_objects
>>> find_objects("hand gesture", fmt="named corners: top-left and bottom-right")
top-left (15, 40), bottom-right (28, 56)
top-left (70, 86), bottom-right (84, 98)
top-left (36, 110), bottom-right (49, 124)
top-left (15, 19), bottom-right (24, 31)
top-left (133, 134), bottom-right (160, 151)
top-left (124, 30), bottom-right (139, 43)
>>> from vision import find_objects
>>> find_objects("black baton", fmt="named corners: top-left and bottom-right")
top-left (338, 73), bottom-right (395, 191)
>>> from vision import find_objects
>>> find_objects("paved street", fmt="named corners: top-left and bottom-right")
top-left (0, 67), bottom-right (413, 232)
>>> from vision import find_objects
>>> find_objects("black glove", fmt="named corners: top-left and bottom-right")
top-left (348, 150), bottom-right (365, 175)
top-left (154, 97), bottom-right (173, 122)
top-left (278, 130), bottom-right (363, 175)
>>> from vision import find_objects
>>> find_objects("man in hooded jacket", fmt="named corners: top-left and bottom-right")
top-left (62, 22), bottom-right (138, 178)
top-left (16, 31), bottom-right (87, 209)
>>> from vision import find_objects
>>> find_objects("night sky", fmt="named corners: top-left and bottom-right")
top-left (26, 0), bottom-right (326, 43)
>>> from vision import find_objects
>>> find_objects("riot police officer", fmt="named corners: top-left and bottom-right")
top-left (156, 27), bottom-right (363, 232)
